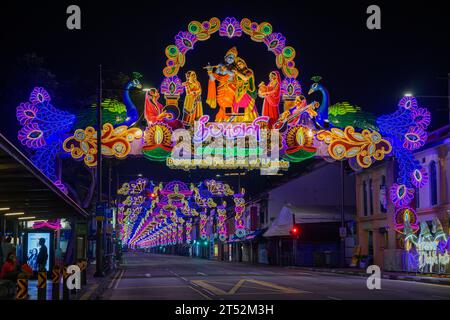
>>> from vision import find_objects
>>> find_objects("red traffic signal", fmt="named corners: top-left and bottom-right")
top-left (290, 224), bottom-right (301, 238)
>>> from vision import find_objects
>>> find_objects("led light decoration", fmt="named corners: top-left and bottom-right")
top-left (394, 207), bottom-right (419, 234)
top-left (185, 220), bottom-right (193, 244)
top-left (63, 123), bottom-right (143, 167)
top-left (32, 219), bottom-right (62, 230)
top-left (160, 76), bottom-right (184, 96)
top-left (280, 78), bottom-right (302, 98)
top-left (377, 96), bottom-right (431, 237)
top-left (219, 17), bottom-right (242, 38)
top-left (316, 126), bottom-right (392, 168)
top-left (120, 178), bottom-right (242, 248)
top-left (233, 190), bottom-right (246, 238)
top-left (16, 87), bottom-right (75, 182)
top-left (216, 202), bottom-right (228, 242)
top-left (199, 210), bottom-right (208, 240)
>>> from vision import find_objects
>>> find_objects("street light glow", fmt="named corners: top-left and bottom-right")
top-left (4, 212), bottom-right (25, 216)
top-left (404, 92), bottom-right (413, 97)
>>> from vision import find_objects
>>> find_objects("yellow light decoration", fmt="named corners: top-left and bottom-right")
top-left (63, 123), bottom-right (143, 167)
top-left (240, 18), bottom-right (273, 42)
top-left (187, 17), bottom-right (220, 41)
top-left (316, 126), bottom-right (392, 168)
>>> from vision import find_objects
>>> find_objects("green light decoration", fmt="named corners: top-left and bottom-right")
top-left (282, 148), bottom-right (316, 163)
top-left (142, 147), bottom-right (172, 162)
top-left (328, 102), bottom-right (379, 131)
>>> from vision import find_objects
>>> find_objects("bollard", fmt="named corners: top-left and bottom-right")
top-left (16, 275), bottom-right (28, 300)
top-left (51, 267), bottom-right (61, 300)
top-left (37, 271), bottom-right (47, 300)
top-left (62, 265), bottom-right (70, 300)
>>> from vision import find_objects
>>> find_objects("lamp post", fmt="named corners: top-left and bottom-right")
top-left (94, 64), bottom-right (105, 278)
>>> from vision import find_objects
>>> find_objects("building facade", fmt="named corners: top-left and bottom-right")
top-left (356, 125), bottom-right (450, 272)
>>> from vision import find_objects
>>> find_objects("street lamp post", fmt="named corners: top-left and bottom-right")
top-left (94, 65), bottom-right (105, 277)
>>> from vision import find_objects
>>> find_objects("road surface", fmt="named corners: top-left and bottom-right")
top-left (99, 252), bottom-right (450, 300)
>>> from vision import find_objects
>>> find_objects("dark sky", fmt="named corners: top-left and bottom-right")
top-left (1, 0), bottom-right (449, 196)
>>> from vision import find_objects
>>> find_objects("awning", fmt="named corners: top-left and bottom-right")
top-left (0, 133), bottom-right (89, 220)
top-left (245, 228), bottom-right (267, 240)
top-left (263, 204), bottom-right (355, 237)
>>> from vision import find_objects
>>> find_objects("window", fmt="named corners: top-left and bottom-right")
top-left (380, 175), bottom-right (387, 213)
top-left (363, 181), bottom-right (368, 216)
top-left (369, 179), bottom-right (374, 215)
top-left (429, 161), bottom-right (438, 206)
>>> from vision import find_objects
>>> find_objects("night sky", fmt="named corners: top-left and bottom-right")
top-left (1, 1), bottom-right (449, 197)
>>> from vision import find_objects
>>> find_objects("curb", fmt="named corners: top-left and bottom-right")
top-left (294, 267), bottom-right (450, 286)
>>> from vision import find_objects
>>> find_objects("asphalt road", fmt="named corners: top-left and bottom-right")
top-left (100, 252), bottom-right (450, 300)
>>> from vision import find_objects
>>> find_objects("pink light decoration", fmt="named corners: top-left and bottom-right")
top-left (233, 192), bottom-right (246, 238)
top-left (193, 115), bottom-right (270, 142)
top-left (217, 203), bottom-right (228, 242)
top-left (32, 219), bottom-right (62, 230)
top-left (200, 210), bottom-right (208, 240)
top-left (186, 221), bottom-right (192, 244)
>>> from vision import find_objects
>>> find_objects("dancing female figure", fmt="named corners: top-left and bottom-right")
top-left (259, 71), bottom-right (281, 128)
top-left (182, 71), bottom-right (203, 126)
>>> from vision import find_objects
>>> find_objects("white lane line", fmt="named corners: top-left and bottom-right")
top-left (327, 296), bottom-right (342, 300)
top-left (145, 273), bottom-right (151, 278)
top-left (108, 270), bottom-right (121, 289)
top-left (114, 269), bottom-right (125, 290)
top-left (197, 272), bottom-right (206, 276)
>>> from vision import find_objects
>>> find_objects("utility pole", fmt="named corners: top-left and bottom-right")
top-left (94, 64), bottom-right (105, 277)
top-left (339, 161), bottom-right (346, 268)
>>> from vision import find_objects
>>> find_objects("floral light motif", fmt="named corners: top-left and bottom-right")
top-left (18, 123), bottom-right (45, 149)
top-left (175, 31), bottom-right (198, 54)
top-left (317, 126), bottom-right (392, 168)
top-left (16, 103), bottom-right (38, 125)
top-left (411, 167), bottom-right (429, 188)
top-left (281, 78), bottom-right (302, 97)
top-left (411, 107), bottom-right (431, 129)
top-left (263, 32), bottom-right (286, 55)
top-left (398, 96), bottom-right (418, 110)
top-left (160, 76), bottom-right (184, 96)
top-left (389, 183), bottom-right (415, 208)
top-left (219, 17), bottom-right (242, 38)
top-left (29, 87), bottom-right (51, 104)
top-left (403, 126), bottom-right (427, 150)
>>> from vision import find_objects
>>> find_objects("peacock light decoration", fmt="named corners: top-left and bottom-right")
top-left (307, 76), bottom-right (378, 131)
top-left (16, 73), bottom-right (144, 193)
top-left (75, 73), bottom-right (143, 129)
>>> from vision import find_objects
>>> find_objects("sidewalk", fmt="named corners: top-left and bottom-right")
top-left (288, 266), bottom-right (450, 286)
top-left (24, 264), bottom-right (120, 300)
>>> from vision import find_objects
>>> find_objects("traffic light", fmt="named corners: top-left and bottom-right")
top-left (290, 224), bottom-right (301, 238)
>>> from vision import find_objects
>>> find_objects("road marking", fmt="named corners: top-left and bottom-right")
top-left (114, 269), bottom-right (125, 290)
top-left (245, 279), bottom-right (307, 294)
top-left (145, 273), bottom-right (151, 278)
top-left (114, 285), bottom-right (189, 290)
top-left (191, 279), bottom-right (307, 296)
top-left (327, 296), bottom-right (342, 300)
top-left (197, 272), bottom-right (206, 276)
top-left (188, 286), bottom-right (213, 300)
top-left (80, 284), bottom-right (99, 300)
top-left (108, 270), bottom-right (121, 289)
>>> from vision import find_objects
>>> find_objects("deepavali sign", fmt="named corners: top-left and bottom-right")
top-left (15, 17), bottom-right (433, 249)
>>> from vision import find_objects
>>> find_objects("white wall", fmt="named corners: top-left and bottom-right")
top-left (267, 163), bottom-right (356, 222)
